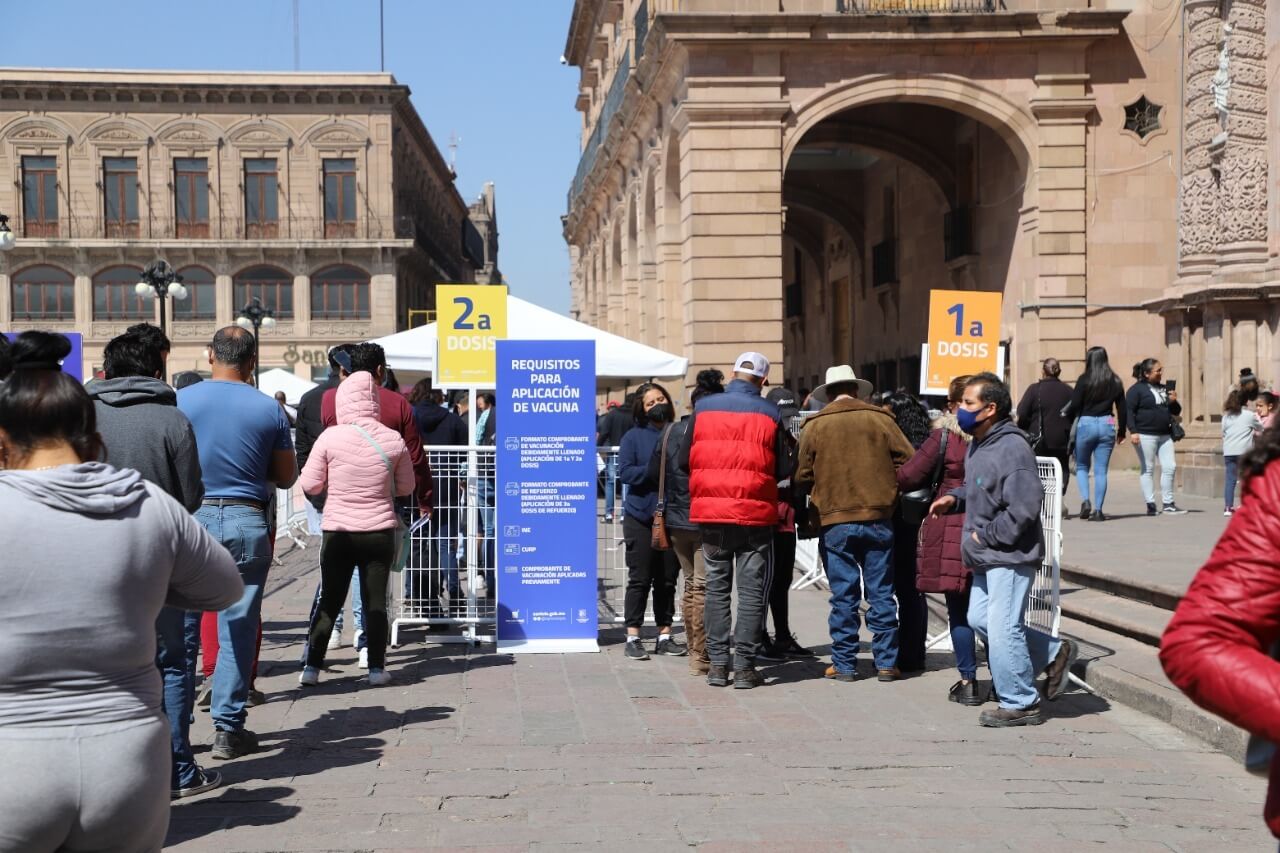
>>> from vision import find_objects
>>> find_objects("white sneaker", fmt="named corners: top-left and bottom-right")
top-left (368, 668), bottom-right (391, 686)
top-left (352, 630), bottom-right (364, 651)
top-left (358, 648), bottom-right (369, 669)
top-left (299, 666), bottom-right (319, 687)
top-left (326, 630), bottom-right (342, 651)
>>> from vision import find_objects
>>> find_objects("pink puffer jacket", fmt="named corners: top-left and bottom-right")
top-left (300, 371), bottom-right (415, 532)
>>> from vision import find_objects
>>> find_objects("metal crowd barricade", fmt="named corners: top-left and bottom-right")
top-left (391, 445), bottom-right (497, 647)
top-left (275, 483), bottom-right (310, 551)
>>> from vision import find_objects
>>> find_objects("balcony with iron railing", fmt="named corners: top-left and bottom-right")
top-left (9, 215), bottom-right (409, 243)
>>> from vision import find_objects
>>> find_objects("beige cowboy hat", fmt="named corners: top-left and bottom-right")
top-left (810, 364), bottom-right (874, 404)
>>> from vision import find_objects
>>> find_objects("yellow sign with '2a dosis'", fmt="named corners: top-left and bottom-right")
top-left (435, 284), bottom-right (508, 387)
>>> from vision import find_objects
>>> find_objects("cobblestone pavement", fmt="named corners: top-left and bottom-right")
top-left (168, 541), bottom-right (1269, 852)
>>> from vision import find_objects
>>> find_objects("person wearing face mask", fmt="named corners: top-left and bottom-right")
top-left (929, 373), bottom-right (1077, 728)
top-left (617, 382), bottom-right (686, 660)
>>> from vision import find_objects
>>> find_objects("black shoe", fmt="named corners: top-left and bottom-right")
top-left (172, 768), bottom-right (223, 800)
top-left (1091, 511), bottom-right (1107, 522)
top-left (1162, 503), bottom-right (1188, 515)
top-left (706, 665), bottom-right (730, 687)
top-left (732, 665), bottom-right (763, 690)
top-left (1079, 500), bottom-right (1091, 521)
top-left (624, 639), bottom-right (650, 661)
top-left (211, 728), bottom-right (259, 760)
top-left (774, 634), bottom-right (816, 658)
top-left (978, 705), bottom-right (1044, 727)
top-left (755, 637), bottom-right (785, 662)
top-left (948, 679), bottom-right (985, 707)
top-left (655, 636), bottom-right (687, 657)
top-left (246, 689), bottom-right (267, 708)
top-left (1146, 502), bottom-right (1158, 516)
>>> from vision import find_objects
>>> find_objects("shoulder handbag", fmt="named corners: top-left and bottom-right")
top-left (651, 425), bottom-right (674, 551)
top-left (348, 424), bottom-right (412, 573)
top-left (1027, 384), bottom-right (1045, 452)
top-left (900, 429), bottom-right (949, 527)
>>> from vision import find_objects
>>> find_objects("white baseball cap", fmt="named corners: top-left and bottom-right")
top-left (733, 351), bottom-right (770, 379)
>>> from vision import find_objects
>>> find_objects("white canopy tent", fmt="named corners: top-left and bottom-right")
top-left (370, 294), bottom-right (688, 388)
top-left (256, 368), bottom-right (317, 405)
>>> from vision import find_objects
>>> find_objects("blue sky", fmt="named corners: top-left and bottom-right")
top-left (8, 0), bottom-right (581, 312)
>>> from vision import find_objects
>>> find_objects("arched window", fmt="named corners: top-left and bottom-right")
top-left (92, 265), bottom-right (150, 321)
top-left (174, 266), bottom-right (216, 321)
top-left (233, 265), bottom-right (293, 319)
top-left (310, 264), bottom-right (370, 320)
top-left (12, 265), bottom-right (75, 321)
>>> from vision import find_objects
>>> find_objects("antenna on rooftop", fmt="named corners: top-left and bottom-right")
top-left (448, 133), bottom-right (461, 177)
top-left (292, 0), bottom-right (301, 70)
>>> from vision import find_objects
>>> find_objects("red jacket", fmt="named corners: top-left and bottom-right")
top-left (322, 384), bottom-right (433, 514)
top-left (896, 424), bottom-right (970, 593)
top-left (683, 379), bottom-right (786, 527)
top-left (1160, 458), bottom-right (1280, 838)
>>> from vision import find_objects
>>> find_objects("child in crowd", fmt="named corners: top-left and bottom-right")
top-left (1222, 390), bottom-right (1262, 516)
top-left (1255, 391), bottom-right (1278, 432)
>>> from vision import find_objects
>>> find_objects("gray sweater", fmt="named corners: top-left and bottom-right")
top-left (950, 419), bottom-right (1045, 570)
top-left (88, 376), bottom-right (204, 511)
top-left (0, 463), bottom-right (242, 727)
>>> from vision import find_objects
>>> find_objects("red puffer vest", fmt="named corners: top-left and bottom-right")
top-left (1161, 457), bottom-right (1280, 839)
top-left (896, 425), bottom-right (970, 593)
top-left (688, 380), bottom-right (780, 527)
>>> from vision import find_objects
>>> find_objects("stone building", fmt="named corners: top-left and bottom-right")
top-left (0, 68), bottom-right (498, 380)
top-left (563, 0), bottom-right (1276, 493)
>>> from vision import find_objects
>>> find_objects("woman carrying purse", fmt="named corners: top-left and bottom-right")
top-left (895, 376), bottom-right (981, 705)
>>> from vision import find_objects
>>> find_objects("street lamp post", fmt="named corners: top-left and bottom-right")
top-left (134, 260), bottom-right (188, 379)
top-left (0, 213), bottom-right (16, 252)
top-left (235, 296), bottom-right (277, 387)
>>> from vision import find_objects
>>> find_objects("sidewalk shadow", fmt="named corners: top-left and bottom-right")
top-left (167, 785), bottom-right (300, 846)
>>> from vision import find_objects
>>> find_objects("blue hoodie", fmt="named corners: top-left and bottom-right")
top-left (949, 418), bottom-right (1045, 570)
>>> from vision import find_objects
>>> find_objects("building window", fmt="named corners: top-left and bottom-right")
top-left (11, 265), bottom-right (75, 321)
top-left (103, 157), bottom-right (140, 238)
top-left (22, 156), bottom-right (58, 237)
top-left (323, 158), bottom-right (357, 238)
top-left (173, 266), bottom-right (217, 321)
top-left (93, 265), bottom-right (150, 321)
top-left (1123, 95), bottom-right (1163, 140)
top-left (233, 265), bottom-right (293, 319)
top-left (244, 158), bottom-right (279, 238)
top-left (311, 264), bottom-right (370, 320)
top-left (174, 158), bottom-right (210, 238)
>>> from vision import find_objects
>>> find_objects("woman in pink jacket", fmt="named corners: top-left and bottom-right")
top-left (298, 371), bottom-right (414, 687)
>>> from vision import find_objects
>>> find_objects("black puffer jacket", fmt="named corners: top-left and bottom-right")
top-left (295, 375), bottom-right (339, 509)
top-left (646, 417), bottom-right (694, 531)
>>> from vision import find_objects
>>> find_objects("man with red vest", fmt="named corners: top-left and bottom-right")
top-left (681, 352), bottom-right (792, 689)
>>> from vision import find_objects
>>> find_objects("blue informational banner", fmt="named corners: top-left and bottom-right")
top-left (495, 340), bottom-right (599, 653)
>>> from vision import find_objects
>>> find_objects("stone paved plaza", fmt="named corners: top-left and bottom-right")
top-left (168, 540), bottom-right (1269, 852)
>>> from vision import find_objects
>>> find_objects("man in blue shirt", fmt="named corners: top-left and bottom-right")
top-left (179, 326), bottom-right (297, 760)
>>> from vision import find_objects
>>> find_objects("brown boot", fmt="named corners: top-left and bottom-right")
top-left (684, 588), bottom-right (708, 673)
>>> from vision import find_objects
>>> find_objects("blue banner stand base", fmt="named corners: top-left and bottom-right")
top-left (497, 639), bottom-right (599, 654)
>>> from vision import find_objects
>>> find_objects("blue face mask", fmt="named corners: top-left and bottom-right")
top-left (956, 406), bottom-right (987, 435)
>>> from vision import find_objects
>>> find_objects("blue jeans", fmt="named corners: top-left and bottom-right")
top-left (821, 521), bottom-right (898, 672)
top-left (967, 565), bottom-right (1061, 710)
top-left (434, 509), bottom-right (461, 597)
top-left (195, 505), bottom-right (272, 733)
top-left (156, 607), bottom-right (200, 788)
top-left (945, 586), bottom-right (977, 681)
top-left (603, 455), bottom-right (618, 518)
top-left (1074, 415), bottom-right (1116, 510)
top-left (477, 478), bottom-right (496, 593)
top-left (1224, 455), bottom-right (1240, 509)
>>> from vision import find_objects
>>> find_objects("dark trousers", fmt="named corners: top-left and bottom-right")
top-left (768, 530), bottom-right (796, 639)
top-left (622, 514), bottom-right (679, 629)
top-left (307, 530), bottom-right (395, 670)
top-left (893, 516), bottom-right (928, 672)
top-left (1045, 448), bottom-right (1071, 498)
top-left (1225, 455), bottom-right (1241, 509)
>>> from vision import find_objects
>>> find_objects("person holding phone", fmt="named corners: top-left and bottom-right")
top-left (1126, 358), bottom-right (1185, 516)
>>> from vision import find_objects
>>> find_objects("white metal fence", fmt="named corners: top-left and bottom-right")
top-left (1027, 456), bottom-right (1064, 639)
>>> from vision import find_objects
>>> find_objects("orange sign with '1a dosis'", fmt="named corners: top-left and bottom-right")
top-left (922, 290), bottom-right (1002, 394)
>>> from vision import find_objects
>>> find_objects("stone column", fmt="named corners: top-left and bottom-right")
top-left (1178, 0), bottom-right (1223, 275)
top-left (1029, 69), bottom-right (1093, 380)
top-left (675, 102), bottom-right (788, 390)
top-left (1216, 0), bottom-right (1269, 267)
top-left (215, 274), bottom-right (233, 326)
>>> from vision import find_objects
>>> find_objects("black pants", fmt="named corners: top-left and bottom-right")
top-left (622, 514), bottom-right (679, 629)
top-left (308, 529), bottom-right (394, 669)
top-left (892, 516), bottom-right (928, 672)
top-left (769, 530), bottom-right (796, 639)
top-left (1045, 448), bottom-right (1071, 497)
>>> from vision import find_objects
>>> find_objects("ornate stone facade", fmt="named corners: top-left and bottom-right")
top-left (0, 69), bottom-right (498, 379)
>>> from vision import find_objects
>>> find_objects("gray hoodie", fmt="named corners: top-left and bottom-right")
top-left (950, 418), bottom-right (1045, 570)
top-left (0, 463), bottom-right (242, 727)
top-left (88, 376), bottom-right (204, 512)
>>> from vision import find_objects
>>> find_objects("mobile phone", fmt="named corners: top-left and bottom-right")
top-left (1166, 379), bottom-right (1177, 391)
